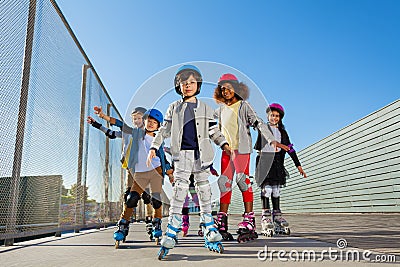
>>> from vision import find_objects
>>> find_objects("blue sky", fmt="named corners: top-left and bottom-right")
top-left (57, 0), bottom-right (400, 151)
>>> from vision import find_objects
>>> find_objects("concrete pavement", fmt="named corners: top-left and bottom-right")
top-left (0, 214), bottom-right (399, 266)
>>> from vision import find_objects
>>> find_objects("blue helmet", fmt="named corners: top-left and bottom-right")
top-left (143, 108), bottom-right (163, 125)
top-left (174, 64), bottom-right (203, 96)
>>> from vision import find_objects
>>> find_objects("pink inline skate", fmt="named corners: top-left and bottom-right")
top-left (237, 212), bottom-right (258, 243)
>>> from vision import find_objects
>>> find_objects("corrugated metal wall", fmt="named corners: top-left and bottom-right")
top-left (228, 99), bottom-right (400, 214)
top-left (281, 99), bottom-right (400, 213)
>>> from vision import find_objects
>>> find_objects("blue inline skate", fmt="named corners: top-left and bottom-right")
top-left (113, 218), bottom-right (129, 249)
top-left (158, 215), bottom-right (181, 260)
top-left (152, 217), bottom-right (162, 245)
top-left (201, 213), bottom-right (224, 253)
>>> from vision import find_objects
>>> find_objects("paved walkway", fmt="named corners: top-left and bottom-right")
top-left (0, 214), bottom-right (399, 266)
top-left (285, 213), bottom-right (400, 255)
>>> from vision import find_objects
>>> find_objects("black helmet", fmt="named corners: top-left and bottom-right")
top-left (174, 65), bottom-right (202, 96)
top-left (131, 106), bottom-right (147, 115)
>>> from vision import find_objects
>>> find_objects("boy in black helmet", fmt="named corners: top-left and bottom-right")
top-left (147, 65), bottom-right (231, 259)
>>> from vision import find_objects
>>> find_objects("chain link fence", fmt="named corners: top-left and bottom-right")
top-left (0, 0), bottom-right (131, 245)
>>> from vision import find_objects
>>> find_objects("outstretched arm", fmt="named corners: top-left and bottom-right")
top-left (87, 116), bottom-right (122, 139)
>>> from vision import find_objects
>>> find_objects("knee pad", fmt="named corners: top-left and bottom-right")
top-left (195, 180), bottom-right (212, 203)
top-left (151, 193), bottom-right (162, 209)
top-left (236, 172), bottom-right (249, 192)
top-left (125, 191), bottom-right (141, 208)
top-left (261, 185), bottom-right (272, 198)
top-left (272, 185), bottom-right (280, 197)
top-left (173, 179), bottom-right (189, 202)
top-left (217, 175), bottom-right (232, 193)
top-left (141, 190), bottom-right (151, 204)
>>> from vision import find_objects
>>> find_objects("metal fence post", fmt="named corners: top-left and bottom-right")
top-left (4, 0), bottom-right (37, 247)
top-left (74, 64), bottom-right (90, 233)
top-left (104, 104), bottom-right (111, 223)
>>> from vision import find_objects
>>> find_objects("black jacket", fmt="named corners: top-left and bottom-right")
top-left (254, 125), bottom-right (301, 187)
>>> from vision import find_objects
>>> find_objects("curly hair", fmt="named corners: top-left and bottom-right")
top-left (213, 81), bottom-right (249, 104)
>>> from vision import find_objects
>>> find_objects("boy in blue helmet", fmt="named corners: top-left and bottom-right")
top-left (147, 65), bottom-right (232, 259)
top-left (92, 106), bottom-right (155, 237)
top-left (88, 108), bottom-right (173, 248)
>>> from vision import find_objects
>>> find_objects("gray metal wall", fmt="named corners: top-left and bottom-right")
top-left (281, 99), bottom-right (400, 213)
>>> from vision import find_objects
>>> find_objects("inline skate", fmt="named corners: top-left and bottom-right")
top-left (237, 212), bottom-right (258, 243)
top-left (215, 212), bottom-right (234, 241)
top-left (201, 213), bottom-right (224, 253)
top-left (181, 214), bottom-right (189, 237)
top-left (145, 216), bottom-right (153, 241)
top-left (261, 210), bottom-right (274, 237)
top-left (273, 210), bottom-right (290, 235)
top-left (113, 218), bottom-right (129, 249)
top-left (152, 217), bottom-right (162, 245)
top-left (158, 215), bottom-right (181, 260)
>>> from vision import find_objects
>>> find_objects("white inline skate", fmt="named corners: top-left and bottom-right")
top-left (261, 210), bottom-right (274, 237)
top-left (201, 213), bottom-right (224, 253)
top-left (273, 210), bottom-right (290, 235)
top-left (158, 215), bottom-right (181, 260)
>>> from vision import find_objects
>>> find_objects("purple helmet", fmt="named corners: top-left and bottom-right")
top-left (267, 103), bottom-right (285, 118)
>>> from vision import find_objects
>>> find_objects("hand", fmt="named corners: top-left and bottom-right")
top-left (210, 167), bottom-right (219, 176)
top-left (168, 175), bottom-right (175, 185)
top-left (272, 141), bottom-right (290, 152)
top-left (87, 116), bottom-right (101, 129)
top-left (146, 149), bottom-right (156, 167)
top-left (94, 106), bottom-right (104, 118)
top-left (298, 166), bottom-right (307, 178)
top-left (87, 116), bottom-right (95, 124)
top-left (222, 144), bottom-right (235, 160)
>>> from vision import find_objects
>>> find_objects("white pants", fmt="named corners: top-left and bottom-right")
top-left (169, 150), bottom-right (212, 217)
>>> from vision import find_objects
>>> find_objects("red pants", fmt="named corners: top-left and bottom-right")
top-left (220, 150), bottom-right (253, 204)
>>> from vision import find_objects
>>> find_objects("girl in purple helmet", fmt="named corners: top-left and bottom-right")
top-left (254, 103), bottom-right (307, 237)
top-left (213, 74), bottom-right (289, 243)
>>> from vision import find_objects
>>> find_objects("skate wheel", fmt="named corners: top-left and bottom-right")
top-left (115, 240), bottom-right (120, 249)
top-left (198, 230), bottom-right (203, 237)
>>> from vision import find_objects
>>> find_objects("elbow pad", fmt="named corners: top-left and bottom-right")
top-left (91, 121), bottom-right (102, 129)
top-left (105, 129), bottom-right (116, 139)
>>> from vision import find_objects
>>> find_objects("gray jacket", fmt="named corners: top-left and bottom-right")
top-left (214, 100), bottom-right (275, 154)
top-left (151, 98), bottom-right (228, 169)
